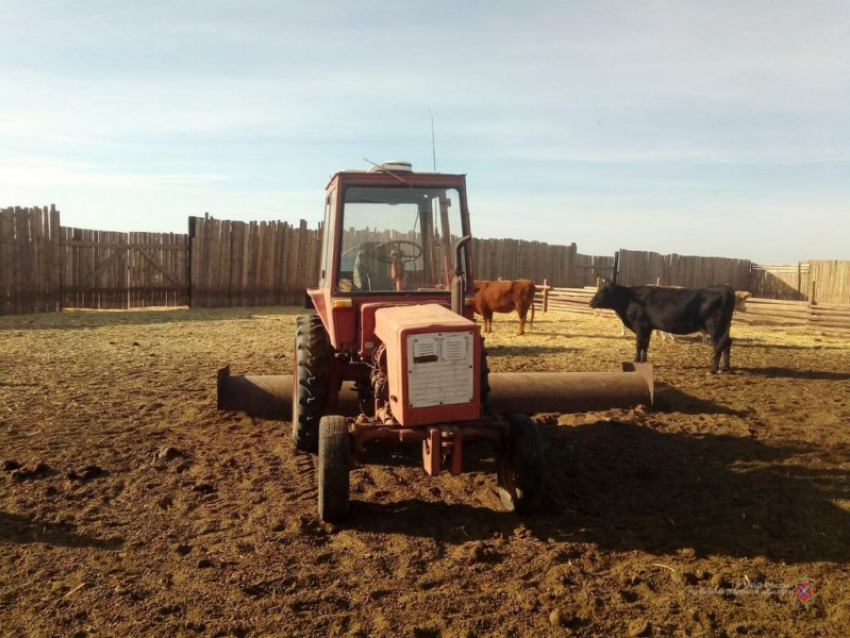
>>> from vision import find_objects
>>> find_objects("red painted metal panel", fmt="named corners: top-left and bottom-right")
top-left (374, 304), bottom-right (481, 426)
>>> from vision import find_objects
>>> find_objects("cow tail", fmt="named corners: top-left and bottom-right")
top-left (530, 294), bottom-right (535, 332)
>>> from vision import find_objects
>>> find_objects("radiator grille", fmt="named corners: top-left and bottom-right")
top-left (406, 332), bottom-right (474, 408)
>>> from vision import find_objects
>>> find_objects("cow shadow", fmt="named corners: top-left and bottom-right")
top-left (653, 383), bottom-right (749, 416)
top-left (737, 367), bottom-right (850, 381)
top-left (347, 421), bottom-right (850, 564)
top-left (0, 512), bottom-right (124, 549)
top-left (485, 345), bottom-right (580, 357)
top-left (562, 333), bottom-right (628, 341)
top-left (734, 341), bottom-right (848, 352)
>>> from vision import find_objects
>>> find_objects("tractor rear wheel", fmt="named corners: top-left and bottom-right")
top-left (292, 315), bottom-right (330, 453)
top-left (318, 415), bottom-right (350, 523)
top-left (497, 414), bottom-right (545, 515)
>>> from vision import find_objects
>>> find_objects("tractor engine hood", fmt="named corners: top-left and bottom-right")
top-left (373, 304), bottom-right (483, 426)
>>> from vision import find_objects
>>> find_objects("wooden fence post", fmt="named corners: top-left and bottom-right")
top-left (542, 278), bottom-right (549, 313)
top-left (612, 251), bottom-right (619, 285)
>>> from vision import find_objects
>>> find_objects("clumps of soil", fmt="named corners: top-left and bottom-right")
top-left (155, 446), bottom-right (185, 461)
top-left (67, 465), bottom-right (105, 481)
top-left (5, 461), bottom-right (51, 480)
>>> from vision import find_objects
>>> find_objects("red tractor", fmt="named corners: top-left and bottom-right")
top-left (217, 161), bottom-right (653, 522)
top-left (295, 161), bottom-right (544, 522)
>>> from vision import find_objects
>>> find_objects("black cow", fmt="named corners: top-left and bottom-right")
top-left (589, 283), bottom-right (736, 373)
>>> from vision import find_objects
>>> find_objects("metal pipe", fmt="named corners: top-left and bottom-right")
top-left (217, 362), bottom-right (653, 419)
top-left (485, 363), bottom-right (653, 414)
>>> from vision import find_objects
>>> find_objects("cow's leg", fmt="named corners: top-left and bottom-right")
top-left (705, 323), bottom-right (723, 374)
top-left (634, 328), bottom-right (651, 362)
top-left (517, 307), bottom-right (526, 335)
top-left (484, 309), bottom-right (493, 334)
top-left (721, 330), bottom-right (733, 371)
top-left (641, 332), bottom-right (652, 362)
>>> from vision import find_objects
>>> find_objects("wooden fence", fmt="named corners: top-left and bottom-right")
top-left (188, 215), bottom-right (322, 307)
top-left (534, 284), bottom-right (616, 319)
top-left (616, 248), bottom-right (752, 291)
top-left (748, 263), bottom-right (810, 301)
top-left (732, 297), bottom-right (850, 336)
top-left (747, 261), bottom-right (850, 305)
top-left (60, 227), bottom-right (189, 309)
top-left (809, 260), bottom-right (850, 305)
top-left (2, 204), bottom-right (850, 316)
top-left (471, 238), bottom-right (578, 286)
top-left (0, 206), bottom-right (62, 315)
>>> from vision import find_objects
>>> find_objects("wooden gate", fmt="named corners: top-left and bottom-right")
top-left (60, 228), bottom-right (189, 309)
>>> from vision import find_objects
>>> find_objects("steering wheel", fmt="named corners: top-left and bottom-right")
top-left (373, 240), bottom-right (422, 264)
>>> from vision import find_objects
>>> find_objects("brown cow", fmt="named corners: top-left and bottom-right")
top-left (474, 279), bottom-right (536, 335)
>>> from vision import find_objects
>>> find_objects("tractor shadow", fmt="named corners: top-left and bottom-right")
top-left (358, 439), bottom-right (496, 473)
top-left (0, 512), bottom-right (124, 549)
top-left (536, 420), bottom-right (850, 564)
top-left (350, 421), bottom-right (850, 564)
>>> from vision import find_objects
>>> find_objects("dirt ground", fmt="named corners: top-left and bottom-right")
top-left (1, 307), bottom-right (849, 638)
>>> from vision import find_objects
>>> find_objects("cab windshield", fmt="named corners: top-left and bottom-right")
top-left (337, 185), bottom-right (466, 293)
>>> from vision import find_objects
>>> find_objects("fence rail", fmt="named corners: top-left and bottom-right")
top-left (533, 284), bottom-right (616, 319)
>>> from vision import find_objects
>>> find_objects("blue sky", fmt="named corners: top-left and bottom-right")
top-left (1, 0), bottom-right (847, 262)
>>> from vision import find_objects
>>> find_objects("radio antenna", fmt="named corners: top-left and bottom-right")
top-left (429, 110), bottom-right (437, 171)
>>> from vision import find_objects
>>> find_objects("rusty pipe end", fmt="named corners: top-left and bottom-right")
top-left (622, 361), bottom-right (654, 406)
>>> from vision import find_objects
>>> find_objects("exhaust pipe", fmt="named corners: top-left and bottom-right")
top-left (217, 363), bottom-right (653, 419)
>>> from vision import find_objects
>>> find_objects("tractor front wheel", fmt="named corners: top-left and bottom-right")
top-left (497, 414), bottom-right (545, 515)
top-left (318, 415), bottom-right (350, 523)
top-left (292, 315), bottom-right (330, 453)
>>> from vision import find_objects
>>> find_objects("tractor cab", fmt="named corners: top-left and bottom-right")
top-left (307, 162), bottom-right (476, 356)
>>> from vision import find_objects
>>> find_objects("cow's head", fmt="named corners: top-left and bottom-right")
top-left (734, 290), bottom-right (752, 312)
top-left (588, 282), bottom-right (616, 309)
